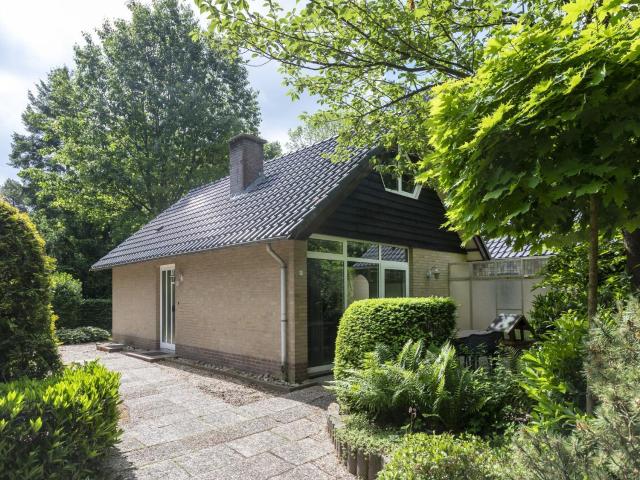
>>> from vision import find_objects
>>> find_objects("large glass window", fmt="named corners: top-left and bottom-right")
top-left (307, 236), bottom-right (409, 370)
top-left (307, 258), bottom-right (344, 368)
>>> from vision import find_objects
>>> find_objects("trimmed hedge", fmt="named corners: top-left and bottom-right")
top-left (0, 361), bottom-right (121, 479)
top-left (378, 433), bottom-right (499, 480)
top-left (79, 299), bottom-right (112, 330)
top-left (51, 272), bottom-right (83, 328)
top-left (0, 199), bottom-right (61, 381)
top-left (57, 326), bottom-right (111, 345)
top-left (334, 297), bottom-right (456, 379)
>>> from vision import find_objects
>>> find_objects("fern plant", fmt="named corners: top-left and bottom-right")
top-left (329, 340), bottom-right (489, 432)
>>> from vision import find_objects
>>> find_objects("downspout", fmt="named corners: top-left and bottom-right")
top-left (266, 243), bottom-right (288, 381)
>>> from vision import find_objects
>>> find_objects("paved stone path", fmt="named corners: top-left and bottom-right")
top-left (61, 345), bottom-right (351, 480)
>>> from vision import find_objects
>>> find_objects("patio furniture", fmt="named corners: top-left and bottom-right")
top-left (454, 330), bottom-right (503, 369)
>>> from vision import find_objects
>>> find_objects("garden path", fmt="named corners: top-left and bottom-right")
top-left (60, 345), bottom-right (351, 480)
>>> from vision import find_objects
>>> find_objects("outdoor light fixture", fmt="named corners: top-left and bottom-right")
top-left (426, 266), bottom-right (440, 280)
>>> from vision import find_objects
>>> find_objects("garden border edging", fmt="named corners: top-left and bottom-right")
top-left (326, 403), bottom-right (386, 479)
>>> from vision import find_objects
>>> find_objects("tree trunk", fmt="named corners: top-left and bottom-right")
top-left (586, 195), bottom-right (599, 415)
top-left (623, 229), bottom-right (640, 291)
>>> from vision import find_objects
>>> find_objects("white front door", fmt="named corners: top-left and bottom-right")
top-left (160, 265), bottom-right (175, 350)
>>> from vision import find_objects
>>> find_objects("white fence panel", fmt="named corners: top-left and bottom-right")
top-left (449, 258), bottom-right (548, 329)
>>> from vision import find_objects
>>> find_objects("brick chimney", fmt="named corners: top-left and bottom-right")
top-left (229, 133), bottom-right (266, 195)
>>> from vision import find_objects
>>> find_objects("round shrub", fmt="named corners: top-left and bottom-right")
top-left (378, 433), bottom-right (499, 480)
top-left (334, 297), bottom-right (456, 379)
top-left (51, 272), bottom-right (83, 328)
top-left (0, 199), bottom-right (60, 381)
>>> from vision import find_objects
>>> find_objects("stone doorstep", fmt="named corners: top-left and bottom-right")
top-left (97, 343), bottom-right (127, 353)
top-left (124, 351), bottom-right (176, 363)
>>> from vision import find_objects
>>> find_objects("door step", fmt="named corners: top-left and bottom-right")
top-left (97, 343), bottom-right (126, 353)
top-left (124, 350), bottom-right (175, 362)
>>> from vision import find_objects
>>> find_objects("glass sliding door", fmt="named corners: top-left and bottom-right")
top-left (307, 258), bottom-right (344, 368)
top-left (306, 235), bottom-right (410, 373)
top-left (160, 265), bottom-right (175, 350)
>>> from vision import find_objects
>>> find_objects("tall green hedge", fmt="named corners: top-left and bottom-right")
top-left (51, 272), bottom-right (83, 329)
top-left (80, 299), bottom-right (112, 330)
top-left (0, 200), bottom-right (61, 381)
top-left (334, 297), bottom-right (456, 379)
top-left (0, 361), bottom-right (121, 479)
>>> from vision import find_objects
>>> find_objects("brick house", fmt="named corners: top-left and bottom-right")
top-left (93, 134), bottom-right (493, 382)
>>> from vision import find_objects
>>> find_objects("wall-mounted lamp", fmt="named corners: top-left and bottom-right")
top-left (426, 266), bottom-right (440, 280)
top-left (175, 270), bottom-right (184, 285)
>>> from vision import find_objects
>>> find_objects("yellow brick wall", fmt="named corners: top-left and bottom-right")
top-left (111, 240), bottom-right (307, 379)
top-left (410, 248), bottom-right (468, 298)
top-left (112, 262), bottom-right (159, 348)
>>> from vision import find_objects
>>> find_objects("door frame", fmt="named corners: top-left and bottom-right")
top-left (159, 264), bottom-right (176, 351)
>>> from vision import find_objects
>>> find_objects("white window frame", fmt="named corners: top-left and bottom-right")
top-left (381, 175), bottom-right (422, 199)
top-left (306, 235), bottom-right (410, 374)
top-left (307, 234), bottom-right (410, 309)
top-left (159, 264), bottom-right (176, 351)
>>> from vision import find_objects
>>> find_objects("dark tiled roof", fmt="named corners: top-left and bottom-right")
top-left (485, 238), bottom-right (552, 259)
top-left (92, 139), bottom-right (372, 270)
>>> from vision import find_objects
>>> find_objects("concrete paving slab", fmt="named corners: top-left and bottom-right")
top-left (60, 344), bottom-right (350, 479)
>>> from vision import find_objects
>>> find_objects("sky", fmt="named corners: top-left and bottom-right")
top-left (0, 0), bottom-right (315, 184)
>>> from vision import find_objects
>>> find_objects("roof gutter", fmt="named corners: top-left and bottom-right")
top-left (266, 243), bottom-right (288, 381)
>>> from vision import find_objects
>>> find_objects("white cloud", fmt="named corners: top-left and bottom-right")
top-left (0, 0), bottom-right (316, 182)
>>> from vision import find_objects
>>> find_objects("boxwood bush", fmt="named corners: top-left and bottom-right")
top-left (0, 199), bottom-right (61, 381)
top-left (378, 433), bottom-right (499, 480)
top-left (334, 297), bottom-right (456, 379)
top-left (57, 326), bottom-right (111, 345)
top-left (0, 361), bottom-right (121, 479)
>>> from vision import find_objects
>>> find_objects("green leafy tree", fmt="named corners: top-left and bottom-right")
top-left (10, 68), bottom-right (121, 297)
top-left (285, 114), bottom-right (341, 151)
top-left (426, 1), bottom-right (640, 324)
top-left (530, 237), bottom-right (630, 334)
top-left (43, 0), bottom-right (259, 228)
top-left (10, 0), bottom-right (260, 295)
top-left (0, 179), bottom-right (28, 210)
top-left (264, 141), bottom-right (283, 159)
top-left (195, 0), bottom-right (534, 159)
